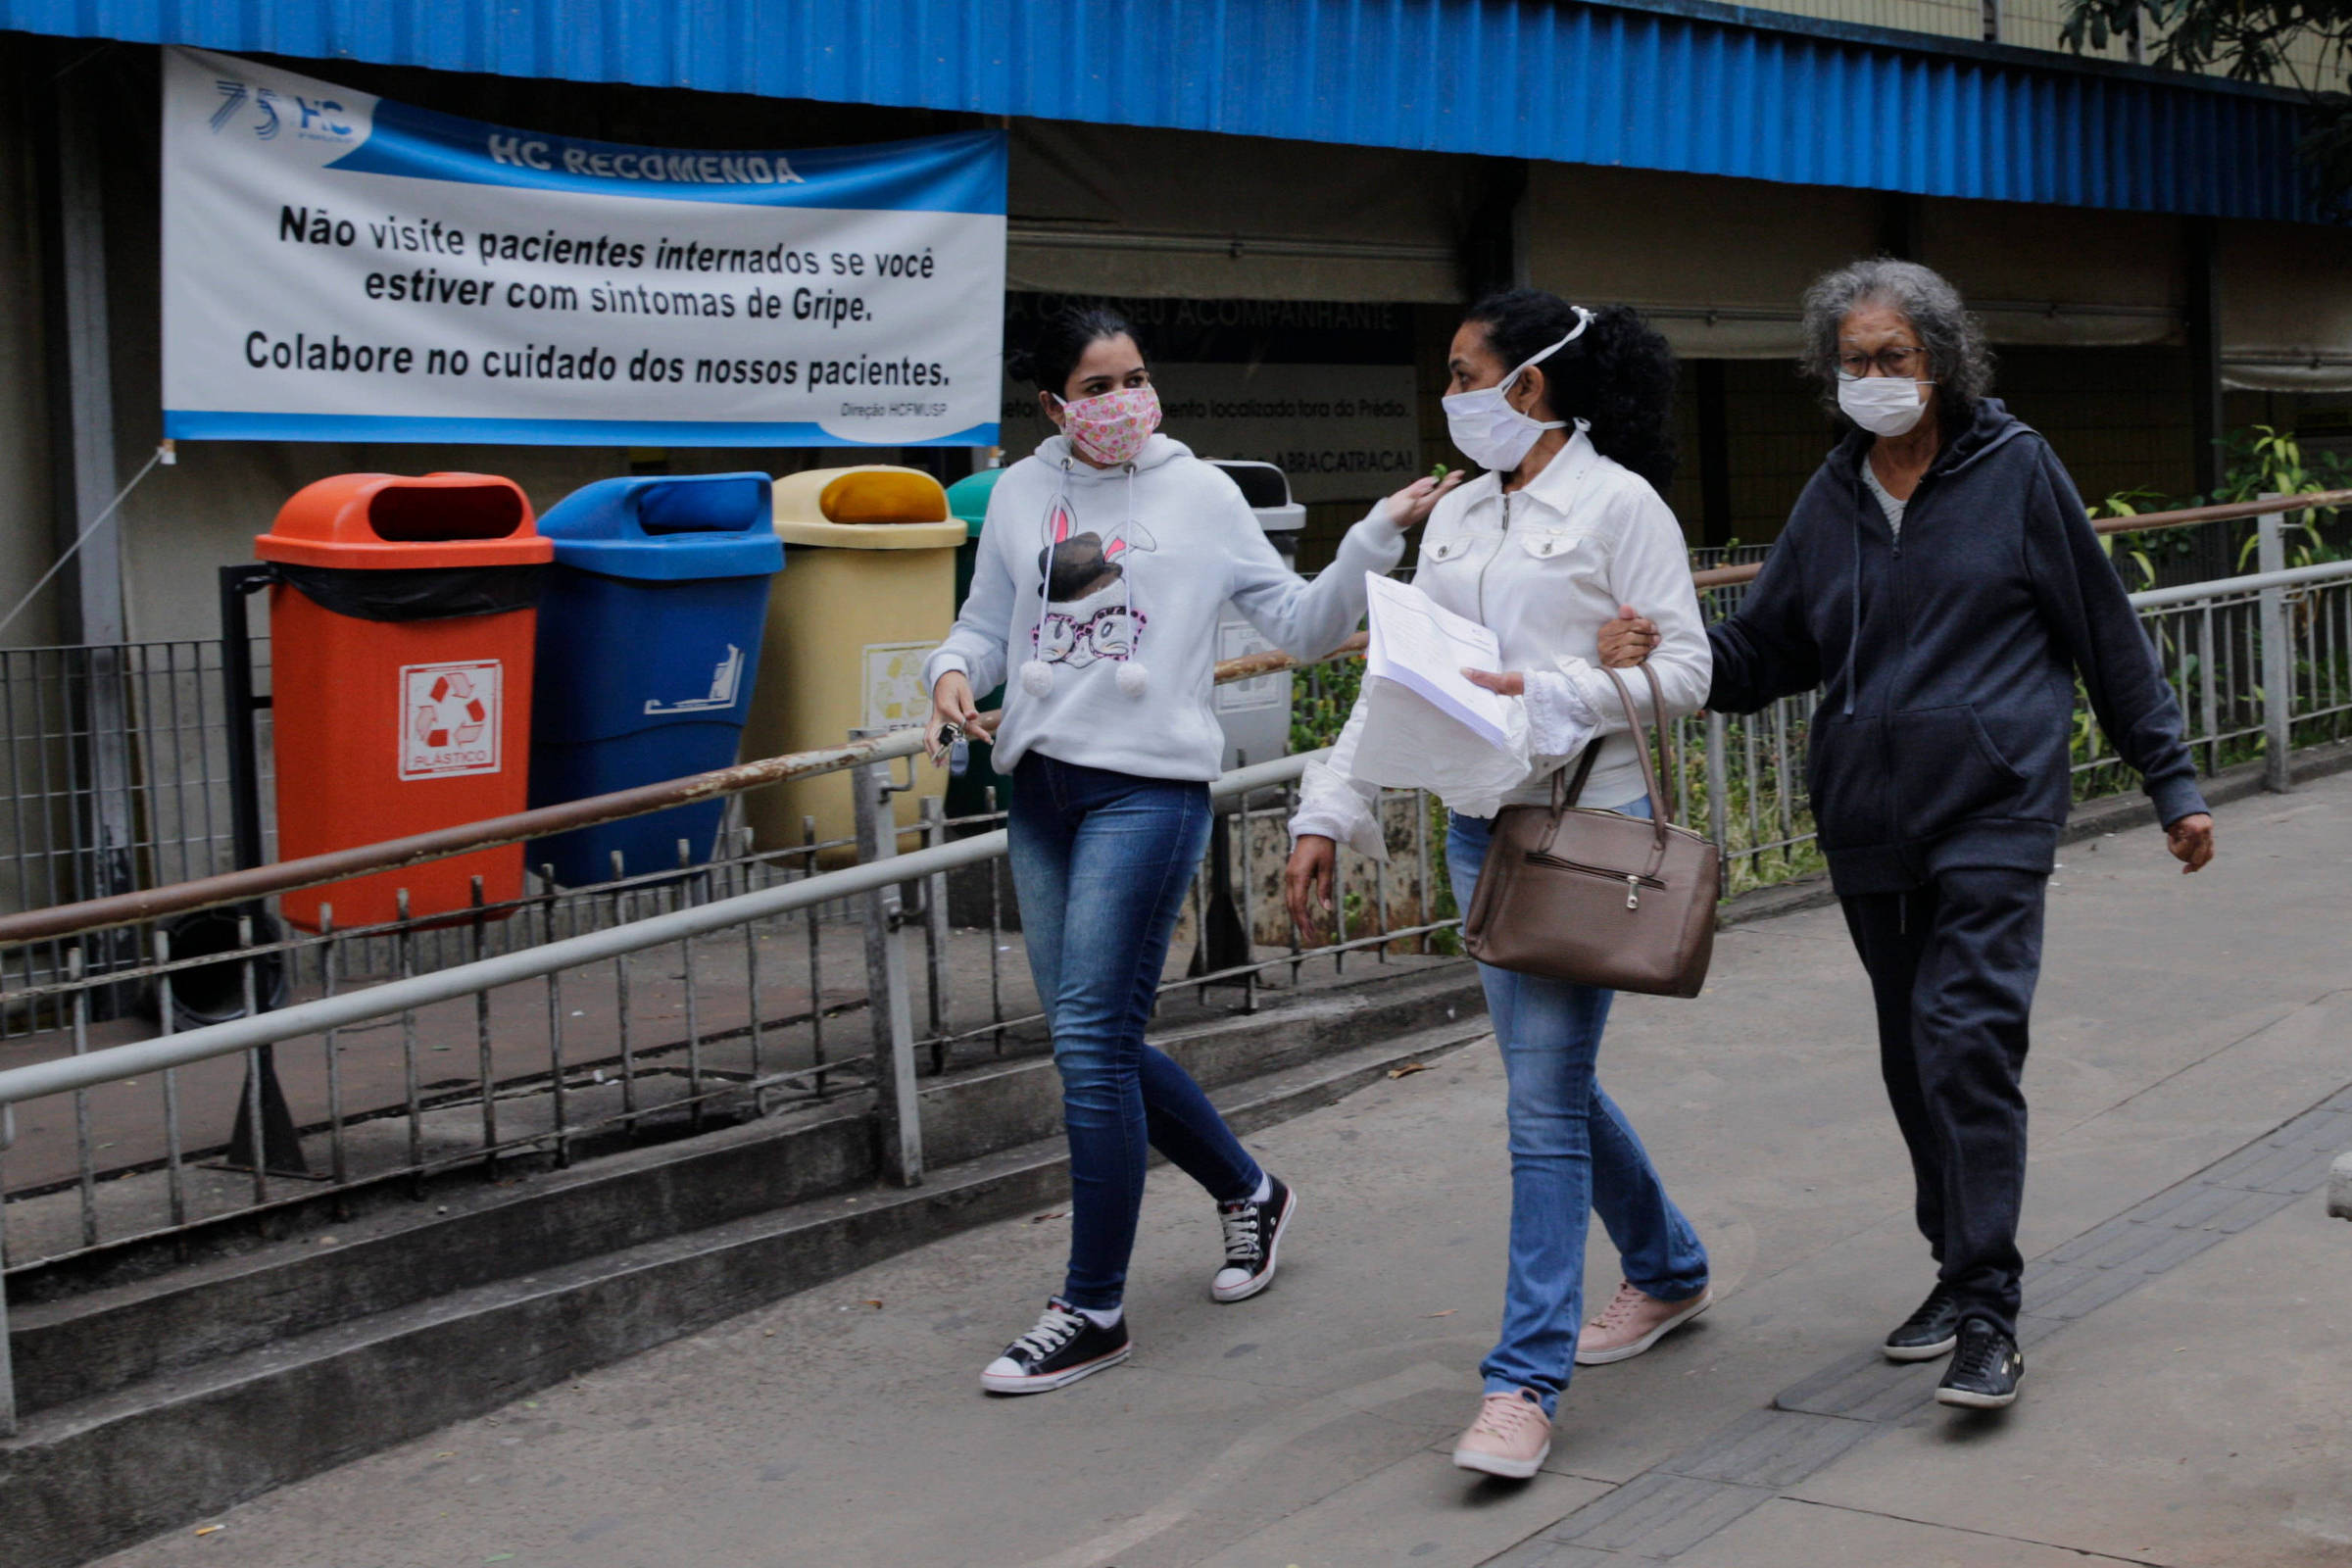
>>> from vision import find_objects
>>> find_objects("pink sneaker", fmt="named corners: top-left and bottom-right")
top-left (1450, 1389), bottom-right (1552, 1479)
top-left (1575, 1281), bottom-right (1714, 1366)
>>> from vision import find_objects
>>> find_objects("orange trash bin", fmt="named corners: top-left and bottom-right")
top-left (256, 472), bottom-right (553, 931)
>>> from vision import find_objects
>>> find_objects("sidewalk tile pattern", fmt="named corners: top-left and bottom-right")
top-left (1479, 1079), bottom-right (2352, 1564)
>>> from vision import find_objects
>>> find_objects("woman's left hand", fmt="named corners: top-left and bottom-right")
top-left (1382, 470), bottom-right (1467, 530)
top-left (1461, 669), bottom-right (1525, 696)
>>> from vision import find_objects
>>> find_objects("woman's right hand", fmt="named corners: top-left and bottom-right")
top-left (1381, 470), bottom-right (1467, 531)
top-left (1596, 604), bottom-right (1662, 668)
top-left (925, 671), bottom-right (985, 766)
top-left (1285, 835), bottom-right (1338, 939)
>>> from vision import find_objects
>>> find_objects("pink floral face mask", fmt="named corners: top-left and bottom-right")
top-left (1053, 384), bottom-right (1161, 466)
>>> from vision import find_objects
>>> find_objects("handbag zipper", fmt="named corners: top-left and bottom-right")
top-left (1524, 853), bottom-right (1668, 906)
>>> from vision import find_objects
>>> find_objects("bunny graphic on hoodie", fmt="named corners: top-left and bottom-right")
top-left (925, 432), bottom-right (1408, 783)
top-left (1035, 497), bottom-right (1157, 688)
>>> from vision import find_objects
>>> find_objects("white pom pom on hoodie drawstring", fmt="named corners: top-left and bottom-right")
top-left (1115, 662), bottom-right (1150, 698)
top-left (1020, 660), bottom-right (1054, 697)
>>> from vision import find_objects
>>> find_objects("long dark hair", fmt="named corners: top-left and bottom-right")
top-left (1007, 304), bottom-right (1144, 397)
top-left (1462, 289), bottom-right (1679, 493)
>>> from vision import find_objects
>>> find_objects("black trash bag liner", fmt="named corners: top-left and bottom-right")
top-left (273, 563), bottom-right (544, 622)
top-left (142, 907), bottom-right (291, 1030)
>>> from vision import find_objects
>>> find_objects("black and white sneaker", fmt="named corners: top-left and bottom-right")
top-left (1936, 1318), bottom-right (2023, 1409)
top-left (1211, 1175), bottom-right (1298, 1303)
top-left (1883, 1283), bottom-right (1964, 1362)
top-left (980, 1298), bottom-right (1131, 1395)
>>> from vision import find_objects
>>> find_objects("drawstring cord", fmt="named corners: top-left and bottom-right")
top-left (1846, 487), bottom-right (1863, 717)
top-left (1019, 459), bottom-right (1074, 697)
top-left (1114, 465), bottom-right (1149, 697)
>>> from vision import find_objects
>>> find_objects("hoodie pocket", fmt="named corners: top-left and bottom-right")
top-left (1805, 713), bottom-right (1894, 851)
top-left (1887, 705), bottom-right (2028, 839)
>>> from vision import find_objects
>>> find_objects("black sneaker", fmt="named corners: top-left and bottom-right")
top-left (1883, 1283), bottom-right (1963, 1362)
top-left (1211, 1175), bottom-right (1298, 1303)
top-left (1936, 1318), bottom-right (2024, 1409)
top-left (980, 1298), bottom-right (1131, 1395)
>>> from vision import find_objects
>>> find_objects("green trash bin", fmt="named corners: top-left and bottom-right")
top-left (945, 466), bottom-right (1011, 821)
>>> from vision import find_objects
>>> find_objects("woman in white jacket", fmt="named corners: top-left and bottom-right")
top-left (924, 305), bottom-right (1461, 1396)
top-left (1285, 290), bottom-right (1713, 1478)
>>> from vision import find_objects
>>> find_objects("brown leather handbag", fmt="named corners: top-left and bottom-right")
top-left (1461, 662), bottom-right (1719, 998)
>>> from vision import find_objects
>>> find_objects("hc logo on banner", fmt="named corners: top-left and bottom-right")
top-left (211, 78), bottom-right (353, 142)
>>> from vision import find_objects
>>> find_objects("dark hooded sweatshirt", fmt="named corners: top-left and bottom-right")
top-left (1708, 398), bottom-right (2208, 897)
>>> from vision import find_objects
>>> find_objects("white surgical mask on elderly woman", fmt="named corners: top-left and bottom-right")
top-left (1443, 309), bottom-right (1593, 472)
top-left (1838, 374), bottom-right (1931, 438)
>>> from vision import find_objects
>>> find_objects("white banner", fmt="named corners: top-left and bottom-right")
top-left (998, 364), bottom-right (1422, 503)
top-left (162, 48), bottom-right (1006, 446)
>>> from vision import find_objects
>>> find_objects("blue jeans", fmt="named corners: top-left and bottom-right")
top-left (1011, 754), bottom-right (1264, 1310)
top-left (1449, 803), bottom-right (1709, 1415)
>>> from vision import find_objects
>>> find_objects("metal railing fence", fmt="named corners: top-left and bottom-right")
top-left (0, 640), bottom-right (273, 1032)
top-left (0, 733), bottom-right (1455, 1435)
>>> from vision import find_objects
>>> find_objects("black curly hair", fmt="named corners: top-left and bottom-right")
top-left (1006, 304), bottom-right (1144, 398)
top-left (1460, 289), bottom-right (1679, 493)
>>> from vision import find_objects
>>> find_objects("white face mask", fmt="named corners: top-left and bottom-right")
top-left (1838, 374), bottom-right (1932, 437)
top-left (1443, 310), bottom-right (1592, 472)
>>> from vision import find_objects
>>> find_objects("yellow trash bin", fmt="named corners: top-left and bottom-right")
top-left (741, 466), bottom-right (967, 865)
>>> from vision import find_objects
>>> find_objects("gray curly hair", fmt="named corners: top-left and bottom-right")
top-left (1799, 258), bottom-right (1994, 415)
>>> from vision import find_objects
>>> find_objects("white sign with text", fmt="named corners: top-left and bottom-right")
top-left (163, 48), bottom-right (1006, 447)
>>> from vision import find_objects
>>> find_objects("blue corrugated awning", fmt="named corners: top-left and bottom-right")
top-left (1, 0), bottom-right (2326, 222)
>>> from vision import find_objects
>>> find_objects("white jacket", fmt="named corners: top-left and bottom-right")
top-left (1292, 431), bottom-right (1711, 857)
top-left (925, 433), bottom-right (1406, 781)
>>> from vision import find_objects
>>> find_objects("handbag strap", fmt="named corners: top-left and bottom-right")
top-left (1537, 661), bottom-right (1679, 866)
top-left (1594, 662), bottom-right (1680, 828)
top-left (1535, 663), bottom-right (1680, 872)
top-left (1551, 734), bottom-right (1605, 813)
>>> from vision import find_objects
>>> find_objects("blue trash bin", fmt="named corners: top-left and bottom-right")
top-left (527, 472), bottom-right (782, 886)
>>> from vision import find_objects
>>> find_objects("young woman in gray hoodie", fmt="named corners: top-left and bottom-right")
top-left (923, 305), bottom-right (1460, 1395)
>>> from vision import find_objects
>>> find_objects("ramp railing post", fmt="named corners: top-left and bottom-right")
top-left (1, 1102), bottom-right (16, 1437)
top-left (2258, 501), bottom-right (2293, 793)
top-left (851, 733), bottom-right (924, 1187)
top-left (1705, 710), bottom-right (1731, 876)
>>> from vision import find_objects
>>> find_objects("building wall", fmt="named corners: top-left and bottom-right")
top-left (3, 40), bottom-right (2336, 639)
top-left (0, 64), bottom-right (56, 650)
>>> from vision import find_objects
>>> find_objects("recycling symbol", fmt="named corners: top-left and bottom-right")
top-left (414, 668), bottom-right (489, 751)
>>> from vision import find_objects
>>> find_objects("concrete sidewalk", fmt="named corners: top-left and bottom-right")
top-left (92, 774), bottom-right (2352, 1568)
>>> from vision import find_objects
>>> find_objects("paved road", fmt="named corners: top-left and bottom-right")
top-left (96, 772), bottom-right (2352, 1568)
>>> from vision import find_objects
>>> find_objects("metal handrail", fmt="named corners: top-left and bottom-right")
top-left (2126, 558), bottom-right (2352, 609)
top-left (0, 753), bottom-right (1314, 1110)
top-left (1690, 488), bottom-right (2352, 590)
top-left (13, 556), bottom-right (2344, 1102)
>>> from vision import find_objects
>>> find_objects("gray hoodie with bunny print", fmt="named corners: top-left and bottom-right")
top-left (924, 433), bottom-right (1405, 781)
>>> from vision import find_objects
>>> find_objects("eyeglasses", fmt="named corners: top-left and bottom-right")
top-left (1836, 347), bottom-right (1930, 380)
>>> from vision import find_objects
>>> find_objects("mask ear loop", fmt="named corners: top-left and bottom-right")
top-left (1502, 308), bottom-right (1595, 419)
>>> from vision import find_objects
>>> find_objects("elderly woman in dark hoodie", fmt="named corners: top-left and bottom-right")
top-left (1604, 259), bottom-right (2215, 1412)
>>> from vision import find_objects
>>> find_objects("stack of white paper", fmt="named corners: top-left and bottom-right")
top-left (1362, 573), bottom-right (1515, 749)
top-left (1349, 572), bottom-right (1533, 810)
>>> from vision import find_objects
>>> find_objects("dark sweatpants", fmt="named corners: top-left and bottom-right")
top-left (1839, 865), bottom-right (2049, 1336)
